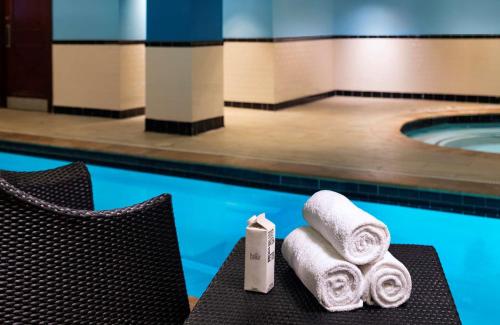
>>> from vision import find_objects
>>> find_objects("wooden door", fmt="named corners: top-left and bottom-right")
top-left (2, 0), bottom-right (52, 110)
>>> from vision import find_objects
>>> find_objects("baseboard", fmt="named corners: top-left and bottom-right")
top-left (225, 91), bottom-right (336, 111)
top-left (53, 106), bottom-right (145, 119)
top-left (7, 97), bottom-right (48, 112)
top-left (145, 116), bottom-right (224, 136)
top-left (225, 90), bottom-right (500, 111)
top-left (335, 90), bottom-right (500, 104)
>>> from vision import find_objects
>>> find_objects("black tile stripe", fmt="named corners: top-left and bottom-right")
top-left (226, 90), bottom-right (500, 111)
top-left (225, 91), bottom-right (336, 111)
top-left (52, 35), bottom-right (500, 46)
top-left (225, 38), bottom-right (275, 43)
top-left (225, 34), bottom-right (500, 43)
top-left (53, 106), bottom-right (145, 119)
top-left (145, 116), bottom-right (224, 136)
top-left (146, 41), bottom-right (224, 47)
top-left (401, 114), bottom-right (500, 134)
top-left (336, 90), bottom-right (500, 103)
top-left (0, 138), bottom-right (498, 218)
top-left (53, 40), bottom-right (145, 45)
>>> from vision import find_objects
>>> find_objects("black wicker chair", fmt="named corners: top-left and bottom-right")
top-left (0, 163), bottom-right (190, 324)
top-left (0, 161), bottom-right (94, 210)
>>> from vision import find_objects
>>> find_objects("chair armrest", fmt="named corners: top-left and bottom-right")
top-left (0, 162), bottom-right (94, 210)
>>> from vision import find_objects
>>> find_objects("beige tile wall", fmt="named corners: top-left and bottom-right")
top-left (146, 46), bottom-right (223, 122)
top-left (224, 40), bottom-right (335, 104)
top-left (274, 40), bottom-right (335, 102)
top-left (120, 45), bottom-right (146, 109)
top-left (191, 46), bottom-right (224, 121)
top-left (146, 47), bottom-right (193, 121)
top-left (224, 38), bottom-right (500, 104)
top-left (53, 44), bottom-right (145, 110)
top-left (224, 42), bottom-right (275, 103)
top-left (54, 39), bottom-right (500, 113)
top-left (332, 38), bottom-right (500, 96)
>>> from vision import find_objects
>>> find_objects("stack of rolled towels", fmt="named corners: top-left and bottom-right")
top-left (282, 190), bottom-right (412, 312)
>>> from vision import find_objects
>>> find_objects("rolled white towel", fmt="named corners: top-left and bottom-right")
top-left (360, 252), bottom-right (412, 308)
top-left (282, 227), bottom-right (364, 312)
top-left (303, 190), bottom-right (390, 265)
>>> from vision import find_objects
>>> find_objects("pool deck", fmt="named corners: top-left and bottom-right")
top-left (0, 97), bottom-right (499, 199)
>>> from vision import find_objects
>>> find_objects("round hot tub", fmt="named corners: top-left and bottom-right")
top-left (402, 115), bottom-right (500, 154)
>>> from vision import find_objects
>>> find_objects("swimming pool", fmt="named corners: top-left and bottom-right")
top-left (0, 151), bottom-right (498, 325)
top-left (407, 122), bottom-right (500, 154)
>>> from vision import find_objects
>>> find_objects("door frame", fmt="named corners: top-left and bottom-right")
top-left (47, 0), bottom-right (53, 112)
top-left (0, 0), bottom-right (53, 111)
top-left (0, 1), bottom-right (6, 107)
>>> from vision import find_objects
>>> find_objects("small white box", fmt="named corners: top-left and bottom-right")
top-left (244, 213), bottom-right (275, 293)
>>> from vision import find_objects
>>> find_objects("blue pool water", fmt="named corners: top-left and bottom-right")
top-left (407, 122), bottom-right (500, 154)
top-left (1, 152), bottom-right (499, 325)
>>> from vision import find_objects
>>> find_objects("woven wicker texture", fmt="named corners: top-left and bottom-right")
top-left (0, 161), bottom-right (94, 210)
top-left (187, 239), bottom-right (461, 325)
top-left (0, 169), bottom-right (190, 324)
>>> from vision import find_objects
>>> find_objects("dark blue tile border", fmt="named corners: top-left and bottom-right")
top-left (0, 139), bottom-right (498, 219)
top-left (281, 176), bottom-right (319, 189)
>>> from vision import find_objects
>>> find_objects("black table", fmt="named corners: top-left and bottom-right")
top-left (185, 239), bottom-right (461, 324)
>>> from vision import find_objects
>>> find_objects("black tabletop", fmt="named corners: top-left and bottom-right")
top-left (185, 239), bottom-right (461, 325)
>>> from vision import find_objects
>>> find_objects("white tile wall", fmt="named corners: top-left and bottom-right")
top-left (191, 46), bottom-right (224, 121)
top-left (146, 46), bottom-right (223, 122)
top-left (332, 38), bottom-right (500, 96)
top-left (274, 40), bottom-right (335, 102)
top-left (53, 44), bottom-right (145, 110)
top-left (224, 38), bottom-right (500, 104)
top-left (54, 39), bottom-right (500, 114)
top-left (224, 42), bottom-right (275, 103)
top-left (224, 40), bottom-right (336, 104)
top-left (120, 45), bottom-right (146, 109)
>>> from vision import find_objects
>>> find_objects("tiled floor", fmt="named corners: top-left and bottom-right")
top-left (0, 97), bottom-right (499, 196)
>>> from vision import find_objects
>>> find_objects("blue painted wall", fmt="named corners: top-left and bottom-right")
top-left (273, 0), bottom-right (335, 38)
top-left (147, 0), bottom-right (223, 42)
top-left (332, 0), bottom-right (500, 35)
top-left (54, 0), bottom-right (500, 40)
top-left (224, 0), bottom-right (500, 39)
top-left (223, 0), bottom-right (336, 38)
top-left (120, 0), bottom-right (146, 40)
top-left (224, 0), bottom-right (273, 38)
top-left (53, 0), bottom-right (120, 40)
top-left (53, 0), bottom-right (146, 41)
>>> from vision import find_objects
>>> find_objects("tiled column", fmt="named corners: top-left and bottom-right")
top-left (52, 0), bottom-right (146, 118)
top-left (145, 0), bottom-right (224, 136)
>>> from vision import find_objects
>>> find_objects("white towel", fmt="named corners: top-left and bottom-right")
top-left (303, 190), bottom-right (390, 265)
top-left (282, 227), bottom-right (364, 312)
top-left (360, 252), bottom-right (412, 308)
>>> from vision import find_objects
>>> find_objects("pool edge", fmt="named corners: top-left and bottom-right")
top-left (0, 134), bottom-right (499, 219)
